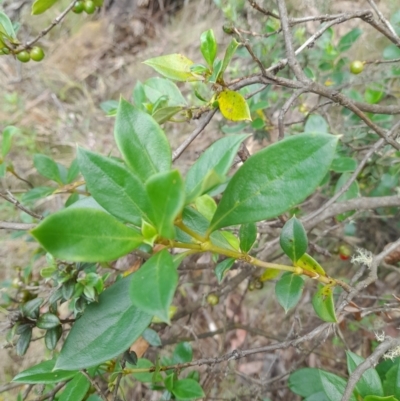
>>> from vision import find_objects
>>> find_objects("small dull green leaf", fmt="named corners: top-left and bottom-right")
top-left (114, 99), bottom-right (171, 182)
top-left (215, 258), bottom-right (235, 283)
top-left (209, 133), bottom-right (338, 232)
top-left (32, 0), bottom-right (59, 15)
top-left (2, 126), bottom-right (18, 158)
top-left (31, 208), bottom-right (143, 262)
top-left (312, 285), bottom-right (337, 322)
top-left (34, 154), bottom-right (63, 184)
top-left (0, 11), bottom-right (16, 38)
top-left (200, 29), bottom-right (218, 67)
top-left (36, 313), bottom-right (60, 330)
top-left (13, 359), bottom-right (77, 383)
top-left (209, 59), bottom-right (223, 83)
top-left (59, 373), bottom-right (90, 401)
top-left (218, 90), bottom-right (251, 121)
top-left (131, 359), bottom-right (154, 383)
top-left (338, 28), bottom-right (363, 52)
top-left (280, 216), bottom-right (308, 262)
top-left (195, 194), bottom-right (217, 221)
top-left (16, 328), bottom-right (32, 356)
top-left (21, 298), bottom-right (43, 319)
top-left (365, 86), bottom-right (384, 104)
top-left (383, 362), bottom-right (400, 399)
top-left (143, 54), bottom-right (200, 82)
top-left (260, 268), bottom-right (281, 282)
top-left (331, 157), bottom-right (357, 173)
top-left (142, 328), bottom-right (162, 347)
top-left (220, 38), bottom-right (240, 78)
top-left (56, 275), bottom-right (152, 370)
top-left (45, 326), bottom-right (62, 350)
top-left (144, 77), bottom-right (186, 106)
top-left (365, 397), bottom-right (399, 401)
top-left (152, 106), bottom-right (183, 124)
top-left (172, 342), bottom-right (193, 363)
top-left (239, 222), bottom-right (257, 253)
top-left (304, 114), bottom-right (329, 133)
top-left (130, 250), bottom-right (178, 323)
top-left (146, 170), bottom-right (185, 239)
top-left (275, 272), bottom-right (305, 313)
top-left (77, 147), bottom-right (153, 226)
top-left (172, 379), bottom-right (205, 400)
top-left (295, 253), bottom-right (326, 277)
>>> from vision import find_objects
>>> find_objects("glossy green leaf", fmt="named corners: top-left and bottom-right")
top-left (338, 28), bottom-right (363, 52)
top-left (21, 298), bottom-right (43, 319)
top-left (295, 253), bottom-right (326, 277)
top-left (165, 373), bottom-right (175, 392)
top-left (275, 272), bottom-right (305, 313)
top-left (13, 359), bottom-right (77, 383)
top-left (130, 250), bottom-right (178, 323)
top-left (365, 86), bottom-right (384, 104)
top-left (67, 159), bottom-right (80, 183)
top-left (172, 342), bottom-right (193, 363)
top-left (209, 133), bottom-right (338, 231)
top-left (77, 147), bottom-right (153, 226)
top-left (2, 126), bottom-right (18, 158)
top-left (144, 77), bottom-right (186, 106)
top-left (152, 106), bottom-right (183, 124)
top-left (220, 38), bottom-right (240, 78)
top-left (31, 208), bottom-right (143, 262)
top-left (304, 115), bottom-right (329, 133)
top-left (146, 170), bottom-right (185, 239)
top-left (32, 0), bottom-right (59, 14)
top-left (200, 29), bottom-right (217, 67)
top-left (209, 59), bottom-right (223, 84)
top-left (142, 328), bottom-right (162, 347)
top-left (56, 275), bottom-right (152, 370)
top-left (383, 362), bottom-right (400, 398)
top-left (36, 312), bottom-right (60, 330)
top-left (239, 222), bottom-right (257, 253)
top-left (218, 90), bottom-right (251, 121)
top-left (195, 194), bottom-right (217, 221)
top-left (312, 285), bottom-right (337, 322)
top-left (131, 359), bottom-right (157, 383)
top-left (176, 206), bottom-right (209, 243)
top-left (185, 134), bottom-right (248, 203)
top-left (280, 216), bottom-right (308, 262)
top-left (34, 154), bottom-right (62, 184)
top-left (143, 54), bottom-right (199, 82)
top-left (331, 157), bottom-right (357, 173)
top-left (16, 328), bottom-right (32, 356)
top-left (59, 373), bottom-right (90, 401)
top-left (210, 230), bottom-right (239, 252)
top-left (45, 326), bottom-right (62, 350)
top-left (0, 11), bottom-right (16, 38)
top-left (172, 379), bottom-right (205, 400)
top-left (215, 258), bottom-right (235, 283)
top-left (114, 99), bottom-right (171, 181)
top-left (346, 351), bottom-right (384, 397)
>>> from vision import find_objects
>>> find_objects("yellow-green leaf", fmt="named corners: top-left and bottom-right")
top-left (312, 285), bottom-right (337, 322)
top-left (32, 0), bottom-right (59, 15)
top-left (260, 268), bottom-right (281, 282)
top-left (217, 90), bottom-right (251, 121)
top-left (295, 253), bottom-right (326, 277)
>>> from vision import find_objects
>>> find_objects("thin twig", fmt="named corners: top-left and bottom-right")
top-left (0, 191), bottom-right (43, 220)
top-left (81, 370), bottom-right (108, 401)
top-left (0, 221), bottom-right (36, 230)
top-left (278, 89), bottom-right (305, 139)
top-left (367, 0), bottom-right (400, 40)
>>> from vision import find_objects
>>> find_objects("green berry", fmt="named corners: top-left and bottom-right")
top-left (1, 47), bottom-right (10, 55)
top-left (84, 0), bottom-right (96, 14)
top-left (17, 51), bottom-right (30, 63)
top-left (30, 46), bottom-right (45, 62)
top-left (206, 293), bottom-right (219, 306)
top-left (73, 1), bottom-right (84, 13)
top-left (350, 60), bottom-right (364, 75)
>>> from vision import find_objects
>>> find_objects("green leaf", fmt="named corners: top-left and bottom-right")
top-left (172, 342), bottom-right (193, 363)
top-left (77, 148), bottom-right (153, 226)
top-left (67, 159), bottom-right (80, 183)
top-left (215, 258), bottom-right (235, 283)
top-left (146, 170), bottom-right (185, 239)
top-left (304, 115), bottom-right (329, 133)
top-left (142, 328), bottom-right (162, 347)
top-left (22, 186), bottom-right (54, 205)
top-left (16, 328), bottom-right (32, 356)
top-left (36, 312), bottom-right (60, 330)
top-left (194, 194), bottom-right (217, 221)
top-left (218, 90), bottom-right (251, 121)
top-left (31, 208), bottom-right (143, 262)
top-left (275, 272), bottom-right (305, 313)
top-left (130, 250), bottom-right (178, 323)
top-left (131, 359), bottom-right (162, 383)
top-left (383, 44), bottom-right (400, 60)
top-left (34, 154), bottom-right (63, 184)
top-left (200, 29), bottom-right (218, 67)
top-left (209, 59), bottom-right (223, 84)
top-left (114, 99), bottom-right (171, 182)
top-left (365, 86), bottom-right (384, 104)
top-left (383, 361), bottom-right (400, 398)
top-left (312, 285), bottom-right (337, 322)
top-left (280, 216), bottom-right (308, 262)
top-left (32, 0), bottom-right (59, 14)
top-left (13, 359), bottom-right (77, 383)
top-left (331, 157), bottom-right (357, 173)
top-left (239, 222), bottom-right (257, 252)
top-left (59, 373), bottom-right (90, 401)
top-left (144, 77), bottom-right (186, 106)
top-left (56, 275), bottom-right (152, 370)
top-left (21, 298), bottom-right (43, 319)
top-left (165, 373), bottom-right (175, 392)
top-left (143, 54), bottom-right (200, 82)
top-left (185, 134), bottom-right (248, 203)
top-left (365, 397), bottom-right (399, 401)
top-left (295, 253), bottom-right (326, 277)
top-left (0, 11), bottom-right (16, 38)
top-left (45, 326), bottom-right (62, 350)
top-left (152, 106), bottom-right (183, 124)
top-left (220, 38), bottom-right (240, 78)
top-left (2, 126), bottom-right (18, 158)
top-left (338, 28), bottom-right (363, 52)
top-left (346, 351), bottom-right (384, 397)
top-left (209, 133), bottom-right (338, 232)
top-left (172, 379), bottom-right (205, 400)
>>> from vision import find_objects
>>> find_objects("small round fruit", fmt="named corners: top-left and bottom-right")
top-left (30, 46), bottom-right (45, 62)
top-left (84, 0), bottom-right (96, 14)
top-left (1, 47), bottom-right (10, 55)
top-left (339, 245), bottom-right (351, 261)
top-left (17, 50), bottom-right (30, 63)
top-left (254, 279), bottom-right (264, 290)
top-left (350, 61), bottom-right (364, 75)
top-left (72, 1), bottom-right (84, 13)
top-left (206, 293), bottom-right (219, 306)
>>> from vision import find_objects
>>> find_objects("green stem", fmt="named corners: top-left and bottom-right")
top-left (174, 220), bottom-right (207, 243)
